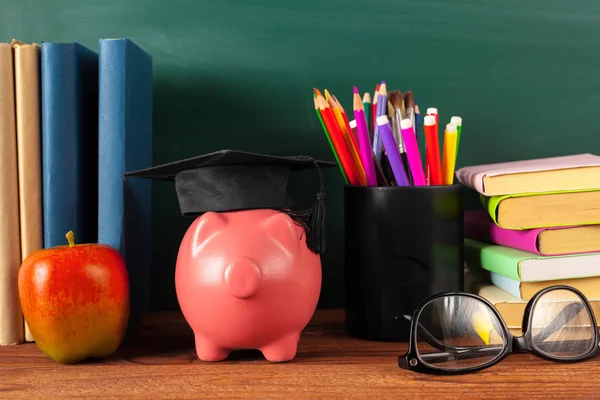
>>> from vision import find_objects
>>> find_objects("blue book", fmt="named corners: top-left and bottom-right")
top-left (41, 43), bottom-right (98, 248)
top-left (98, 38), bottom-right (153, 330)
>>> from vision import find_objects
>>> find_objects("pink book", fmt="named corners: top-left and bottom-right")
top-left (464, 210), bottom-right (600, 256)
top-left (455, 153), bottom-right (600, 196)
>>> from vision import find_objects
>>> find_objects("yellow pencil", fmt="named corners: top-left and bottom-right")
top-left (324, 89), bottom-right (367, 185)
top-left (442, 123), bottom-right (458, 185)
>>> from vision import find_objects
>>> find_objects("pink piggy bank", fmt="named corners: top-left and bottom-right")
top-left (175, 209), bottom-right (322, 362)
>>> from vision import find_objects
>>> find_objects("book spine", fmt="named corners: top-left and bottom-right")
top-left (98, 40), bottom-right (126, 255)
top-left (464, 238), bottom-right (523, 281)
top-left (41, 43), bottom-right (98, 249)
top-left (14, 42), bottom-right (43, 343)
top-left (98, 39), bottom-right (153, 331)
top-left (0, 43), bottom-right (24, 345)
top-left (464, 210), bottom-right (542, 254)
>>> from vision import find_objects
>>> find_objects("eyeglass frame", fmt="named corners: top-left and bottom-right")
top-left (398, 285), bottom-right (600, 375)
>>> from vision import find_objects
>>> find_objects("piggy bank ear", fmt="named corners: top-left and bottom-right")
top-left (260, 212), bottom-right (300, 254)
top-left (192, 212), bottom-right (228, 256)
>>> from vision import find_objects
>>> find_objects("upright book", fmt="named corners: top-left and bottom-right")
top-left (98, 38), bottom-right (153, 331)
top-left (456, 153), bottom-right (600, 196)
top-left (0, 42), bottom-right (23, 345)
top-left (41, 43), bottom-right (98, 247)
top-left (13, 40), bottom-right (43, 343)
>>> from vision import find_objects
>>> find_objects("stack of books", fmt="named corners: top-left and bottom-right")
top-left (0, 38), bottom-right (152, 345)
top-left (456, 154), bottom-right (600, 334)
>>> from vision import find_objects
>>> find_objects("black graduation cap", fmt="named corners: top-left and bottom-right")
top-left (125, 149), bottom-right (338, 255)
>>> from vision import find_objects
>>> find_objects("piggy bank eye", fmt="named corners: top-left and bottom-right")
top-left (192, 212), bottom-right (228, 256)
top-left (260, 212), bottom-right (300, 254)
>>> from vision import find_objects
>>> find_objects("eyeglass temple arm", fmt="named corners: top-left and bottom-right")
top-left (399, 315), bottom-right (461, 352)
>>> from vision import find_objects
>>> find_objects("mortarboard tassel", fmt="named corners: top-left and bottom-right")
top-left (286, 156), bottom-right (327, 255)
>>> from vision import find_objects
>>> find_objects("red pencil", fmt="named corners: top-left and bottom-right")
top-left (424, 115), bottom-right (443, 185)
top-left (332, 95), bottom-right (363, 165)
top-left (315, 92), bottom-right (360, 185)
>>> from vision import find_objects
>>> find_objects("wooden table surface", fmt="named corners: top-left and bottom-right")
top-left (1, 309), bottom-right (599, 399)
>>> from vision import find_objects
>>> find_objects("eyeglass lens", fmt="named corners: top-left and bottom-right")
top-left (415, 295), bottom-right (506, 370)
top-left (530, 289), bottom-right (595, 359)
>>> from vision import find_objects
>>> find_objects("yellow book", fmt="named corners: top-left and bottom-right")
top-left (483, 189), bottom-right (600, 230)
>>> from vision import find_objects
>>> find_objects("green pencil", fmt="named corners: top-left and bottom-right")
top-left (362, 92), bottom-right (372, 139)
top-left (451, 116), bottom-right (462, 154)
top-left (314, 93), bottom-right (348, 184)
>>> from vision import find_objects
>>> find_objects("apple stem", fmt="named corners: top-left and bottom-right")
top-left (66, 231), bottom-right (75, 248)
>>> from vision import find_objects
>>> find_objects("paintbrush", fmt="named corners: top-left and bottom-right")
top-left (389, 91), bottom-right (411, 184)
top-left (387, 91), bottom-right (402, 144)
top-left (404, 91), bottom-right (415, 131)
top-left (414, 105), bottom-right (421, 146)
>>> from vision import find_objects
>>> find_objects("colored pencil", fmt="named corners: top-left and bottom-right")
top-left (315, 90), bottom-right (360, 185)
top-left (332, 93), bottom-right (363, 157)
top-left (424, 115), bottom-right (443, 185)
top-left (352, 87), bottom-right (377, 186)
top-left (326, 90), bottom-right (367, 185)
top-left (451, 116), bottom-right (462, 154)
top-left (400, 118), bottom-right (426, 186)
top-left (442, 123), bottom-right (458, 185)
top-left (349, 119), bottom-right (357, 138)
top-left (313, 94), bottom-right (347, 184)
top-left (371, 84), bottom-right (379, 134)
top-left (362, 92), bottom-right (371, 139)
top-left (376, 115), bottom-right (409, 186)
top-left (372, 81), bottom-right (387, 163)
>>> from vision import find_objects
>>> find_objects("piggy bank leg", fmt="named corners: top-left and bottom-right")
top-left (259, 332), bottom-right (301, 362)
top-left (195, 335), bottom-right (231, 361)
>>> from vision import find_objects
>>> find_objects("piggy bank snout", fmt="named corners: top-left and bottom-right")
top-left (224, 257), bottom-right (262, 299)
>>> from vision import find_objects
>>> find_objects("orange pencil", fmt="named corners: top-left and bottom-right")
top-left (329, 93), bottom-right (366, 185)
top-left (315, 91), bottom-right (360, 185)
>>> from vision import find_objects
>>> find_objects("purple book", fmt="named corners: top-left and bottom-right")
top-left (464, 210), bottom-right (600, 256)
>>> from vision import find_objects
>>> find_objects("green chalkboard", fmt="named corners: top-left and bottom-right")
top-left (4, 0), bottom-right (600, 310)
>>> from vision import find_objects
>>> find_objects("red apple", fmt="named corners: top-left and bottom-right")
top-left (18, 230), bottom-right (129, 364)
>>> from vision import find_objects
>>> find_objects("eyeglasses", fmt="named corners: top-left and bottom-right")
top-left (398, 285), bottom-right (600, 374)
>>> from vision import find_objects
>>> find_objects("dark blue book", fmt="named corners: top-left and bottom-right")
top-left (98, 38), bottom-right (153, 330)
top-left (41, 43), bottom-right (98, 248)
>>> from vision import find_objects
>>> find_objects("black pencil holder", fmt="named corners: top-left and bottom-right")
top-left (344, 184), bottom-right (464, 341)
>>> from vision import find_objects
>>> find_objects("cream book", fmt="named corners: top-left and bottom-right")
top-left (456, 153), bottom-right (600, 196)
top-left (491, 273), bottom-right (600, 301)
top-left (0, 42), bottom-right (24, 345)
top-left (13, 40), bottom-right (42, 343)
top-left (478, 285), bottom-right (600, 330)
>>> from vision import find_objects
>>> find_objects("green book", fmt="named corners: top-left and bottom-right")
top-left (464, 238), bottom-right (600, 282)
